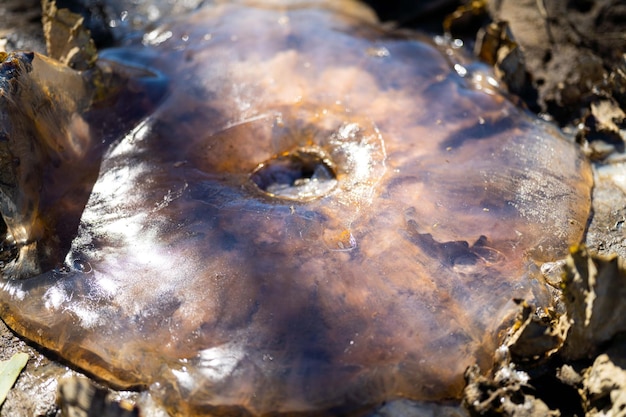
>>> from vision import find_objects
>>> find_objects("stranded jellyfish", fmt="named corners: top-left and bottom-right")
top-left (0, 1), bottom-right (592, 415)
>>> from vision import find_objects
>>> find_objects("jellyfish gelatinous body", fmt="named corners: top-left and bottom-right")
top-left (0, 1), bottom-right (592, 416)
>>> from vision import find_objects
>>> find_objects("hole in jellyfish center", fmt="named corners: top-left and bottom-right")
top-left (250, 149), bottom-right (337, 201)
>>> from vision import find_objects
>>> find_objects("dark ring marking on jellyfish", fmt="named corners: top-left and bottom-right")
top-left (405, 219), bottom-right (505, 268)
top-left (440, 114), bottom-right (517, 149)
top-left (250, 148), bottom-right (337, 201)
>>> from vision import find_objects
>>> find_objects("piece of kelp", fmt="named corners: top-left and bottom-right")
top-left (0, 1), bottom-right (592, 415)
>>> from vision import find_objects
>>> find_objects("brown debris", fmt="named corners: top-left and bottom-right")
top-left (561, 246), bottom-right (626, 360)
top-left (464, 246), bottom-right (626, 416)
top-left (443, 0), bottom-right (489, 38)
top-left (579, 98), bottom-right (626, 159)
top-left (42, 0), bottom-right (97, 70)
top-left (589, 99), bottom-right (626, 141)
top-left (482, 0), bottom-right (626, 126)
top-left (474, 21), bottom-right (529, 96)
top-left (581, 353), bottom-right (626, 416)
top-left (0, 0), bottom-right (45, 53)
top-left (443, 0), bottom-right (626, 150)
top-left (57, 377), bottom-right (139, 417)
top-left (504, 301), bottom-right (564, 363)
top-left (464, 363), bottom-right (556, 417)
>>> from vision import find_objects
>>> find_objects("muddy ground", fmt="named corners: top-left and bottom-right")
top-left (0, 0), bottom-right (625, 416)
